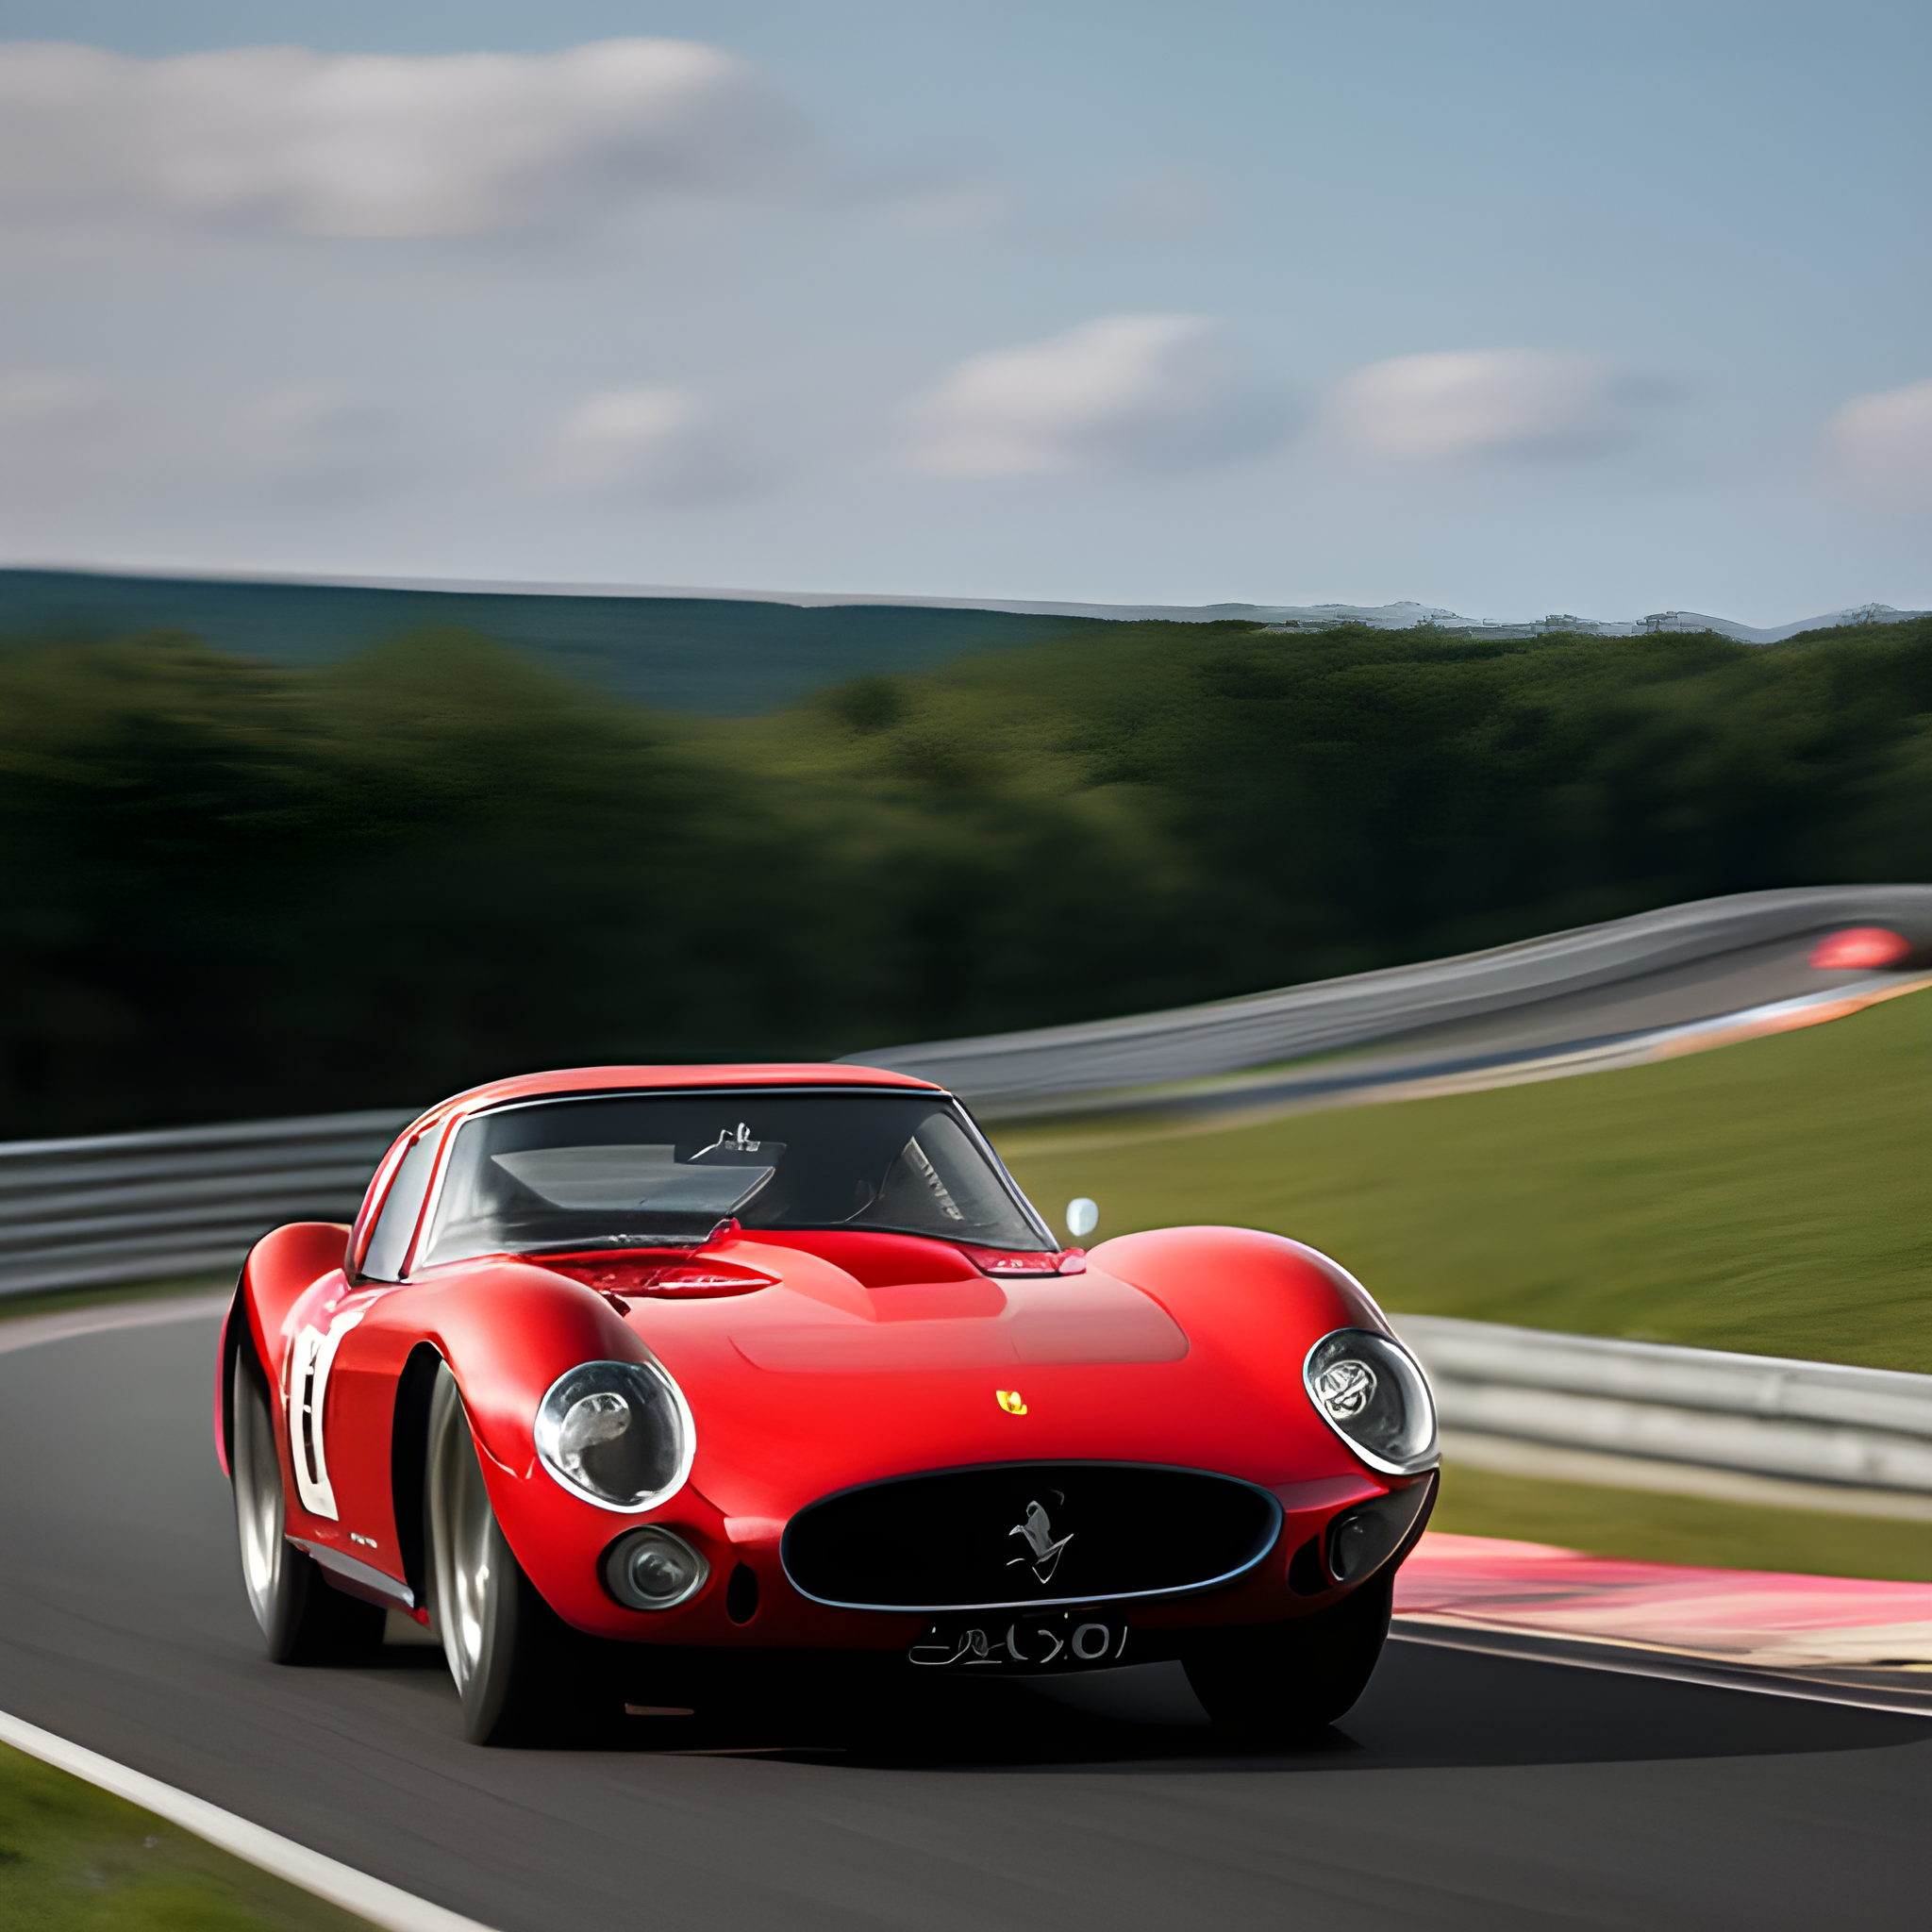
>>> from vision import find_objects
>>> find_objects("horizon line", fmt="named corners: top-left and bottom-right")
top-left (2, 559), bottom-right (1925, 647)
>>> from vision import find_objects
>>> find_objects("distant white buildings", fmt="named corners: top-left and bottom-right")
top-left (1253, 601), bottom-right (1924, 644)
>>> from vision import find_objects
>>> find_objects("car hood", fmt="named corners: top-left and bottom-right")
top-left (605, 1230), bottom-right (1374, 1527)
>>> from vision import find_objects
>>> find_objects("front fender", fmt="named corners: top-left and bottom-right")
top-left (1090, 1224), bottom-right (1392, 1359)
top-left (214, 1222), bottom-right (351, 1473)
top-left (395, 1262), bottom-right (700, 1629)
top-left (401, 1260), bottom-right (650, 1477)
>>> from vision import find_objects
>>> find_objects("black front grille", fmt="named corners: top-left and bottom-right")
top-left (781, 1461), bottom-right (1282, 1612)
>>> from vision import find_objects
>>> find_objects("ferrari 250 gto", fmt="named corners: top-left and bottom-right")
top-left (216, 1063), bottom-right (1438, 1742)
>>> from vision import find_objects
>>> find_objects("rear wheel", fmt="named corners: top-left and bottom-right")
top-left (1182, 1572), bottom-right (1393, 1736)
top-left (230, 1347), bottom-right (383, 1662)
top-left (425, 1361), bottom-right (560, 1743)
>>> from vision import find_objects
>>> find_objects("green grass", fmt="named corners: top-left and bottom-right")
top-left (0, 1741), bottom-right (367, 1932)
top-left (1428, 1463), bottom-right (1932, 1580)
top-left (999, 985), bottom-right (1932, 1373)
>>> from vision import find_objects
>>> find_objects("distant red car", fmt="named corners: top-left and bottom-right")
top-left (217, 1064), bottom-right (1438, 1743)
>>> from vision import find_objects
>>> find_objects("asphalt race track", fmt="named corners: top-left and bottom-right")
top-left (4, 1310), bottom-right (1928, 1931)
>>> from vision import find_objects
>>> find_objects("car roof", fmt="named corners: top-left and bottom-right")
top-left (436, 1062), bottom-right (944, 1116)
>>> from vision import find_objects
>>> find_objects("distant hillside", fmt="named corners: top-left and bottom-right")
top-left (0, 609), bottom-right (1924, 1136)
top-left (8, 571), bottom-right (1924, 718)
top-left (0, 569), bottom-right (1088, 716)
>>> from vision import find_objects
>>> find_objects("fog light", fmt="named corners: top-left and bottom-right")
top-left (1325, 1476), bottom-right (1437, 1585)
top-left (1326, 1511), bottom-right (1391, 1584)
top-left (602, 1526), bottom-right (709, 1610)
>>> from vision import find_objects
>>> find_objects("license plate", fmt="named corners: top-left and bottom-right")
top-left (908, 1610), bottom-right (1129, 1673)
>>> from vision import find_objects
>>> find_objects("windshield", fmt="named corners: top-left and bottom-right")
top-left (417, 1088), bottom-right (1052, 1268)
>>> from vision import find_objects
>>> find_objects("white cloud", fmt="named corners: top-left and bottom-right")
top-left (0, 39), bottom-right (796, 239)
top-left (1327, 349), bottom-right (1663, 463)
top-left (545, 385), bottom-right (774, 501)
top-left (1828, 378), bottom-right (1932, 505)
top-left (902, 314), bottom-right (1294, 478)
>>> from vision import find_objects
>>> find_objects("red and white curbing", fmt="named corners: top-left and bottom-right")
top-left (1394, 1531), bottom-right (1932, 1715)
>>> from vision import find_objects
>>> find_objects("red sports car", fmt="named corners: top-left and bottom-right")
top-left (216, 1064), bottom-right (1438, 1743)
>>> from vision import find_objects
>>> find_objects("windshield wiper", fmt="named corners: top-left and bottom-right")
top-left (518, 1218), bottom-right (738, 1254)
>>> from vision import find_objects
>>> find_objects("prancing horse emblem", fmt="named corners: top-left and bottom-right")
top-left (1008, 1495), bottom-right (1074, 1585)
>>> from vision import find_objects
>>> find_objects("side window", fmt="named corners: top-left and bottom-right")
top-left (359, 1130), bottom-right (443, 1281)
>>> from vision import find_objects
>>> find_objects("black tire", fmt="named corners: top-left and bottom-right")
top-left (1182, 1572), bottom-right (1394, 1736)
top-left (230, 1347), bottom-right (384, 1663)
top-left (425, 1361), bottom-right (561, 1744)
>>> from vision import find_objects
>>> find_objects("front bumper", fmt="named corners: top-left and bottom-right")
top-left (493, 1456), bottom-right (1438, 1652)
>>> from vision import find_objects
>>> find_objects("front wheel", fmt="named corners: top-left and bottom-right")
top-left (425, 1361), bottom-right (559, 1743)
top-left (1182, 1572), bottom-right (1393, 1736)
top-left (230, 1346), bottom-right (382, 1662)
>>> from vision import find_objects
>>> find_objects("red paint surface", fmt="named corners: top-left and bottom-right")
top-left (1396, 1532), bottom-right (1932, 1667)
top-left (226, 1066), bottom-right (1420, 1652)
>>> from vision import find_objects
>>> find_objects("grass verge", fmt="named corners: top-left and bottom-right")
top-left (0, 1274), bottom-right (231, 1326)
top-left (0, 1740), bottom-right (368, 1931)
top-left (1428, 1461), bottom-right (1932, 1580)
top-left (998, 984), bottom-right (1932, 1372)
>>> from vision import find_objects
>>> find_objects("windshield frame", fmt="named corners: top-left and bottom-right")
top-left (407, 1082), bottom-right (1057, 1273)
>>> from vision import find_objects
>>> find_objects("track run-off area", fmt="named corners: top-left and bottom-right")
top-left (2, 1300), bottom-right (1926, 1932)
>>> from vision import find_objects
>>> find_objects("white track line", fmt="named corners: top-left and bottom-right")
top-left (0, 1289), bottom-right (230, 1355)
top-left (1389, 1625), bottom-right (1932, 1719)
top-left (0, 1709), bottom-right (498, 1932)
top-left (4, 1293), bottom-right (501, 1928)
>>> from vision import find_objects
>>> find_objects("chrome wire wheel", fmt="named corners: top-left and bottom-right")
top-left (425, 1360), bottom-right (553, 1742)
top-left (231, 1351), bottom-right (288, 1637)
top-left (426, 1363), bottom-right (497, 1700)
top-left (229, 1339), bottom-right (385, 1663)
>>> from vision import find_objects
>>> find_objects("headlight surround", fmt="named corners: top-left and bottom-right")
top-left (534, 1359), bottom-right (694, 1511)
top-left (1303, 1328), bottom-right (1438, 1475)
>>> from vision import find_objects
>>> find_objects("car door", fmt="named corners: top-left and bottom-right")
top-left (280, 1121), bottom-right (447, 1603)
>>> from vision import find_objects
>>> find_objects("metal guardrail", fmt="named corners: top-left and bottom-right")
top-left (0, 1110), bottom-right (413, 1296)
top-left (1, 885), bottom-right (1927, 1300)
top-left (1394, 1313), bottom-right (1932, 1495)
top-left (844, 884), bottom-right (1932, 1110)
top-left (0, 1111), bottom-right (1924, 1511)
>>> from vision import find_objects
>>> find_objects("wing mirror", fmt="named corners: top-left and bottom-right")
top-left (1065, 1197), bottom-right (1099, 1240)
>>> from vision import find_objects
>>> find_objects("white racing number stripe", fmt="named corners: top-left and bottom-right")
top-left (0, 1709), bottom-right (500, 1932)
top-left (288, 1306), bottom-right (367, 1520)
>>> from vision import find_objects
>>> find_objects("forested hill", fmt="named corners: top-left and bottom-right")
top-left (0, 612), bottom-right (1924, 1135)
top-left (0, 569), bottom-right (1088, 715)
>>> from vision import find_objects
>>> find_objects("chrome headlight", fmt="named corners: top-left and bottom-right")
top-left (1303, 1328), bottom-right (1438, 1475)
top-left (534, 1359), bottom-right (694, 1511)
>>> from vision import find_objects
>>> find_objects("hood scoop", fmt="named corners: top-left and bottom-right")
top-left (732, 1273), bottom-right (1187, 1373)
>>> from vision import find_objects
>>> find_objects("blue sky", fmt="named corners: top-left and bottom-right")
top-left (0, 2), bottom-right (1925, 619)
